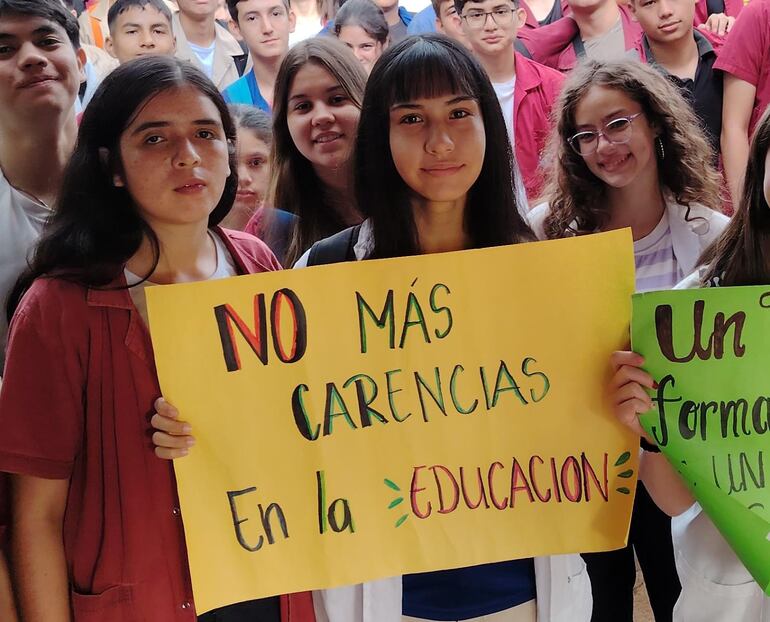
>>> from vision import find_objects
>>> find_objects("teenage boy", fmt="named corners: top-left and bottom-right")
top-left (517, 0), bottom-right (644, 71)
top-left (105, 0), bottom-right (176, 64)
top-left (222, 0), bottom-right (293, 109)
top-left (376, 0), bottom-right (413, 42)
top-left (407, 0), bottom-right (466, 42)
top-left (0, 0), bottom-right (84, 616)
top-left (174, 0), bottom-right (248, 90)
top-left (714, 0), bottom-right (770, 204)
top-left (633, 0), bottom-right (723, 153)
top-left (456, 0), bottom-right (564, 202)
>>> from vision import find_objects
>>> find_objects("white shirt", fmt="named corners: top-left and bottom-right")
top-left (633, 211), bottom-right (682, 293)
top-left (188, 39), bottom-right (216, 79)
top-left (493, 77), bottom-right (516, 149)
top-left (0, 168), bottom-right (49, 371)
top-left (124, 232), bottom-right (237, 326)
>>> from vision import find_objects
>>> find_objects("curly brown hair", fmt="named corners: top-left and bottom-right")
top-left (542, 60), bottom-right (722, 240)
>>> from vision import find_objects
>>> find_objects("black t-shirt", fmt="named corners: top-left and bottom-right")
top-left (643, 31), bottom-right (723, 155)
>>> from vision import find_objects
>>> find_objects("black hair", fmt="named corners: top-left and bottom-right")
top-left (453, 0), bottom-right (518, 15)
top-left (0, 0), bottom-right (80, 49)
top-left (107, 0), bottom-right (173, 31)
top-left (7, 56), bottom-right (238, 320)
top-left (227, 0), bottom-right (291, 22)
top-left (334, 0), bottom-right (388, 45)
top-left (355, 34), bottom-right (534, 259)
top-left (229, 104), bottom-right (273, 145)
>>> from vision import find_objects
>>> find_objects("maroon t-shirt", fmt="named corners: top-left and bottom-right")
top-left (0, 229), bottom-right (313, 621)
top-left (714, 0), bottom-right (770, 137)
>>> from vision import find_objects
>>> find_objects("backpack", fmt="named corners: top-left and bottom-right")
top-left (306, 225), bottom-right (362, 266)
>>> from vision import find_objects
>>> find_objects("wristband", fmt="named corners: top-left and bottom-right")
top-left (640, 437), bottom-right (661, 453)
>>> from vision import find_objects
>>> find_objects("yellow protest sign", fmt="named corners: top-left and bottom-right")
top-left (146, 229), bottom-right (638, 614)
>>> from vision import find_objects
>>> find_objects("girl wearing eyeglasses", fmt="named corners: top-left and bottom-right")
top-left (528, 60), bottom-right (727, 622)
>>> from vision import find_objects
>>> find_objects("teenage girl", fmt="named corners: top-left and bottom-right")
top-left (0, 56), bottom-right (313, 622)
top-left (223, 104), bottom-right (296, 265)
top-left (528, 59), bottom-right (728, 622)
top-left (154, 34), bottom-right (593, 622)
top-left (612, 107), bottom-right (770, 621)
top-left (270, 36), bottom-right (367, 265)
top-left (334, 0), bottom-right (389, 75)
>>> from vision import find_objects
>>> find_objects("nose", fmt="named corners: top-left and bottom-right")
top-left (658, 0), bottom-right (673, 16)
top-left (311, 101), bottom-right (334, 127)
top-left (17, 41), bottom-right (48, 70)
top-left (595, 131), bottom-right (617, 154)
top-left (483, 12), bottom-right (497, 29)
top-left (173, 139), bottom-right (201, 168)
top-left (139, 29), bottom-right (155, 48)
top-left (425, 122), bottom-right (454, 156)
top-left (259, 15), bottom-right (274, 33)
top-left (237, 162), bottom-right (253, 187)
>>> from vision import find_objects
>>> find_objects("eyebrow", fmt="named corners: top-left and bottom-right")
top-left (131, 119), bottom-right (220, 135)
top-left (289, 84), bottom-right (345, 102)
top-left (390, 95), bottom-right (476, 111)
top-left (576, 109), bottom-right (631, 128)
top-left (121, 22), bottom-right (169, 29)
top-left (0, 25), bottom-right (60, 41)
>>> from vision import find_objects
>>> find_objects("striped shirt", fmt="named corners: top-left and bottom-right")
top-left (634, 213), bottom-right (683, 293)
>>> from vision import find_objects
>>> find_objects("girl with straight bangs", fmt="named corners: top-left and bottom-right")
top-left (0, 56), bottom-right (313, 622)
top-left (529, 60), bottom-right (728, 622)
top-left (612, 108), bottom-right (770, 621)
top-left (270, 36), bottom-right (367, 266)
top-left (298, 33), bottom-right (589, 622)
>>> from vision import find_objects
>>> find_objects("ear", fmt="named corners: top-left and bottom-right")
top-left (100, 147), bottom-right (125, 187)
top-left (76, 47), bottom-right (87, 84)
top-left (171, 35), bottom-right (178, 54)
top-left (104, 36), bottom-right (117, 59)
top-left (288, 9), bottom-right (297, 33)
top-left (514, 6), bottom-right (526, 28)
top-left (435, 16), bottom-right (445, 32)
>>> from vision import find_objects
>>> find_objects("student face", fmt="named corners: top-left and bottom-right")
top-left (436, 0), bottom-right (470, 48)
top-left (630, 0), bottom-right (696, 44)
top-left (234, 127), bottom-right (271, 214)
top-left (572, 86), bottom-right (658, 191)
top-left (389, 93), bottom-right (485, 207)
top-left (177, 0), bottom-right (219, 19)
top-left (459, 0), bottom-right (526, 58)
top-left (286, 62), bottom-right (360, 178)
top-left (106, 6), bottom-right (176, 64)
top-left (0, 15), bottom-right (84, 119)
top-left (337, 25), bottom-right (383, 75)
top-left (117, 85), bottom-right (231, 230)
top-left (233, 0), bottom-right (295, 60)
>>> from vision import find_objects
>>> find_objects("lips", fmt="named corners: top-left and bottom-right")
top-left (421, 163), bottom-right (465, 176)
top-left (174, 179), bottom-right (207, 192)
top-left (658, 20), bottom-right (681, 32)
top-left (313, 132), bottom-right (343, 144)
top-left (598, 153), bottom-right (631, 173)
top-left (483, 36), bottom-right (503, 44)
top-left (19, 75), bottom-right (57, 89)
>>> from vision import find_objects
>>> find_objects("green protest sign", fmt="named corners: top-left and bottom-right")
top-left (632, 285), bottom-right (770, 595)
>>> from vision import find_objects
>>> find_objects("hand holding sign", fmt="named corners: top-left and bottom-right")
top-left (147, 230), bottom-right (638, 614)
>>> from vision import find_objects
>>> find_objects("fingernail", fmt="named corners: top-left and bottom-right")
top-left (182, 424), bottom-right (192, 433)
top-left (652, 381), bottom-right (659, 389)
top-left (180, 448), bottom-right (189, 456)
top-left (186, 437), bottom-right (196, 447)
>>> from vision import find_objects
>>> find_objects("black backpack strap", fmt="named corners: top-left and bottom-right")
top-left (306, 225), bottom-right (362, 266)
top-left (233, 53), bottom-right (249, 78)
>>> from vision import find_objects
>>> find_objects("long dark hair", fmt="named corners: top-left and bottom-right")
top-left (271, 37), bottom-right (367, 266)
top-left (7, 56), bottom-right (237, 320)
top-left (542, 60), bottom-right (721, 239)
top-left (700, 108), bottom-right (770, 285)
top-left (355, 34), bottom-right (534, 259)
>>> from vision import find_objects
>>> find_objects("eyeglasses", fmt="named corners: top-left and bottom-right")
top-left (567, 113), bottom-right (643, 156)
top-left (462, 7), bottom-right (514, 29)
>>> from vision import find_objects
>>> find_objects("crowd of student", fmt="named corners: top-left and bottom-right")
top-left (0, 0), bottom-right (768, 620)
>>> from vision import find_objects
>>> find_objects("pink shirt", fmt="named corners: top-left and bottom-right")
top-left (713, 0), bottom-right (770, 137)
